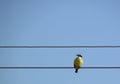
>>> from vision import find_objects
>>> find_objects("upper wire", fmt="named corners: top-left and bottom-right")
top-left (0, 46), bottom-right (120, 48)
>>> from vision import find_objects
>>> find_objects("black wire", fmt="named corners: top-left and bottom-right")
top-left (0, 46), bottom-right (120, 48)
top-left (0, 67), bottom-right (120, 69)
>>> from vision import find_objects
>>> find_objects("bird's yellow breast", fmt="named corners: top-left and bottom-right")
top-left (74, 57), bottom-right (83, 68)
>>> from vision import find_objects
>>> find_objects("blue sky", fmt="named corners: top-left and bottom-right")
top-left (0, 0), bottom-right (120, 84)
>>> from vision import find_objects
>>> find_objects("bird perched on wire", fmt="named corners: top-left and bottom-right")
top-left (74, 54), bottom-right (83, 73)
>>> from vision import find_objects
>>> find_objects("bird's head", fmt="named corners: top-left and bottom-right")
top-left (76, 54), bottom-right (82, 57)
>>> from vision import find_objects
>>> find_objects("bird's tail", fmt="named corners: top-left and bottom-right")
top-left (75, 69), bottom-right (78, 73)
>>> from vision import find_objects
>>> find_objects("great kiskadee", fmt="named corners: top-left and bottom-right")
top-left (74, 54), bottom-right (83, 73)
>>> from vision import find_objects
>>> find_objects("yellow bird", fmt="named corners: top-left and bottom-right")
top-left (74, 54), bottom-right (83, 73)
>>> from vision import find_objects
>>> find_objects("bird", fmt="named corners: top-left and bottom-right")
top-left (74, 54), bottom-right (83, 73)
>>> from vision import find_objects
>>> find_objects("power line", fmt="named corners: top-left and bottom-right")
top-left (0, 67), bottom-right (120, 69)
top-left (0, 46), bottom-right (120, 48)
